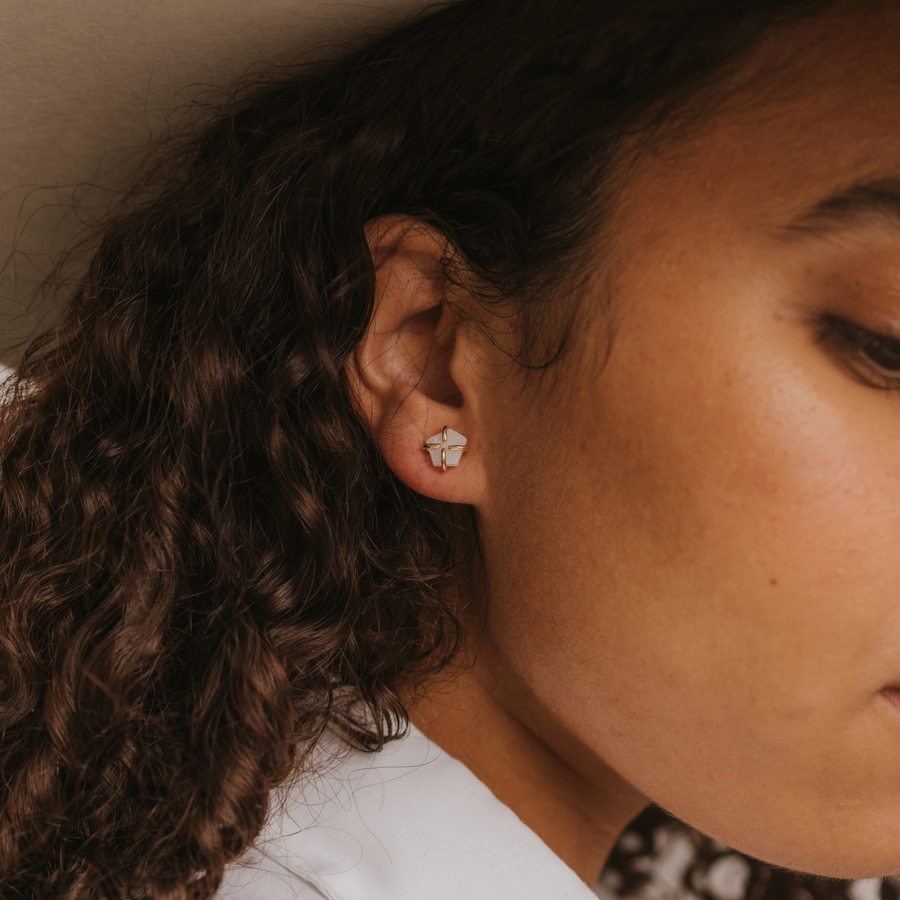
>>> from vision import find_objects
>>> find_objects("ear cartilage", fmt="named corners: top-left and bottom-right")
top-left (423, 426), bottom-right (468, 472)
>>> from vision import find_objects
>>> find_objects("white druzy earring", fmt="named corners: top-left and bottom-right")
top-left (423, 426), bottom-right (468, 472)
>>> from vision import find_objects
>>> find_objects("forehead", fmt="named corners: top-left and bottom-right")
top-left (612, 3), bottom-right (900, 244)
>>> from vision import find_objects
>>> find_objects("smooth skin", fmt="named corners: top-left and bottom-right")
top-left (346, 2), bottom-right (900, 887)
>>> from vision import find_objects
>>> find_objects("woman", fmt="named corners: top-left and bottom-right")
top-left (2, 0), bottom-right (900, 897)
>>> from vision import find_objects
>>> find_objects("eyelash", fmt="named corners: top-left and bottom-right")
top-left (815, 315), bottom-right (900, 390)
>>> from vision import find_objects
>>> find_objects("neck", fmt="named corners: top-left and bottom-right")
top-left (401, 646), bottom-right (649, 887)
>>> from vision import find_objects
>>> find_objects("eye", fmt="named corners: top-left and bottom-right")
top-left (815, 315), bottom-right (900, 390)
top-left (861, 332), bottom-right (900, 373)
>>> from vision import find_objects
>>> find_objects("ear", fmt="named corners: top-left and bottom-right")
top-left (345, 215), bottom-right (487, 505)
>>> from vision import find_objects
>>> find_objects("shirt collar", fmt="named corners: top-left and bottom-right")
top-left (224, 719), bottom-right (602, 900)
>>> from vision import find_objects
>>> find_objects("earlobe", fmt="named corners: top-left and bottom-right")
top-left (345, 216), bottom-right (486, 505)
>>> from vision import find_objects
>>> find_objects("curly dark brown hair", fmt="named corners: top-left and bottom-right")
top-left (0, 0), bottom-right (856, 897)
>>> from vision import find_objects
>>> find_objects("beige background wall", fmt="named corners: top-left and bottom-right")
top-left (0, 0), bottom-right (430, 364)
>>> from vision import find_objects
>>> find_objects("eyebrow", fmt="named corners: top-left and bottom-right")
top-left (786, 178), bottom-right (900, 236)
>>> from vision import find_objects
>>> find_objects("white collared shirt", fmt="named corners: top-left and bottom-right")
top-left (217, 720), bottom-right (606, 900)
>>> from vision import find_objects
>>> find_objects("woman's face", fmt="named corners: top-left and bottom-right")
top-left (475, 4), bottom-right (900, 877)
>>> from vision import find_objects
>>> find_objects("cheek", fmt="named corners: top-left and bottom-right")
top-left (595, 301), bottom-right (900, 698)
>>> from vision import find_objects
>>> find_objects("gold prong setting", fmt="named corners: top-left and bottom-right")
top-left (423, 425), bottom-right (468, 472)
